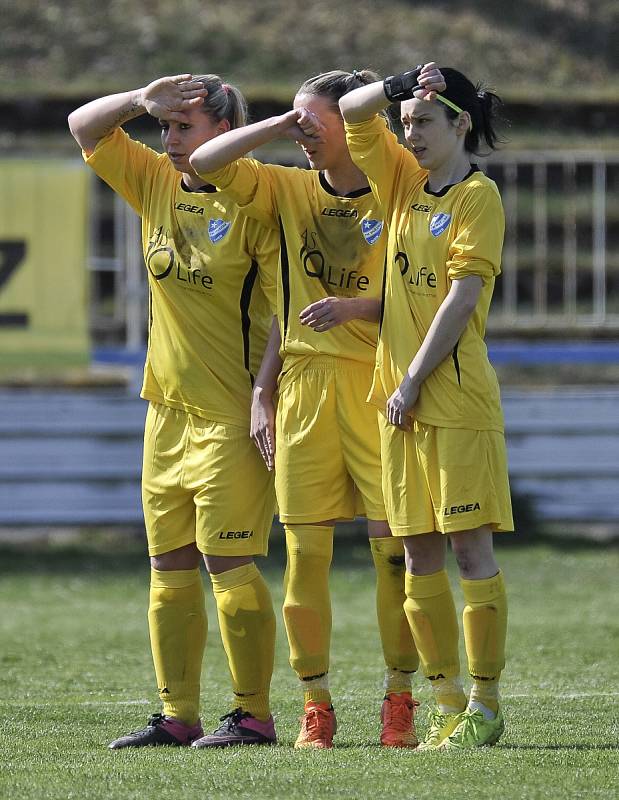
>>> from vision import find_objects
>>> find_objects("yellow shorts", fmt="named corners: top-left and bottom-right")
top-left (142, 402), bottom-right (276, 557)
top-left (379, 415), bottom-right (514, 536)
top-left (275, 357), bottom-right (385, 523)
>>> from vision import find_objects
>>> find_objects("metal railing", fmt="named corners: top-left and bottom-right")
top-left (87, 151), bottom-right (619, 346)
top-left (3, 387), bottom-right (618, 526)
top-left (483, 151), bottom-right (619, 332)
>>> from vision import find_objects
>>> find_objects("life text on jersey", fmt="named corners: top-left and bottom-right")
top-left (299, 227), bottom-right (371, 296)
top-left (145, 225), bottom-right (214, 290)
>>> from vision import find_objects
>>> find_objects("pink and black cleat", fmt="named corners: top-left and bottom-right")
top-left (108, 713), bottom-right (204, 749)
top-left (192, 708), bottom-right (276, 748)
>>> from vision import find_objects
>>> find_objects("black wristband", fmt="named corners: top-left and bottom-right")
top-left (383, 66), bottom-right (424, 102)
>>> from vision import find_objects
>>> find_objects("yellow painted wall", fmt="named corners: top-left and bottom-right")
top-left (0, 160), bottom-right (90, 366)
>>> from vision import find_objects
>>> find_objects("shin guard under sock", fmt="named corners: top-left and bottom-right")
top-left (148, 567), bottom-right (207, 725)
top-left (210, 562), bottom-right (276, 721)
top-left (283, 525), bottom-right (334, 704)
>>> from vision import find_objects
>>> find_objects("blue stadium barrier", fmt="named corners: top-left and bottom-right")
top-left (93, 341), bottom-right (619, 368)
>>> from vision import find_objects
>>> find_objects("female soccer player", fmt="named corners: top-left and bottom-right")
top-left (190, 70), bottom-right (420, 750)
top-left (339, 63), bottom-right (513, 750)
top-left (68, 74), bottom-right (279, 749)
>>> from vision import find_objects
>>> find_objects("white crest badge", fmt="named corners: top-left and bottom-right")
top-left (208, 219), bottom-right (231, 244)
top-left (429, 212), bottom-right (451, 237)
top-left (361, 219), bottom-right (383, 245)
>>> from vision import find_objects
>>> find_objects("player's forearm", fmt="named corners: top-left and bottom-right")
top-left (339, 82), bottom-right (389, 123)
top-left (252, 317), bottom-right (283, 400)
top-left (403, 277), bottom-right (482, 390)
top-left (346, 297), bottom-right (381, 322)
top-left (190, 116), bottom-right (291, 174)
top-left (68, 91), bottom-right (146, 154)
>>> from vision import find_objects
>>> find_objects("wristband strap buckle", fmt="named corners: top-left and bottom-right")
top-left (383, 66), bottom-right (423, 102)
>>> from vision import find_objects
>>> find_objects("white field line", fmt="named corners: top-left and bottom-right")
top-left (69, 692), bottom-right (619, 706)
top-left (78, 699), bottom-right (151, 706)
top-left (502, 692), bottom-right (619, 699)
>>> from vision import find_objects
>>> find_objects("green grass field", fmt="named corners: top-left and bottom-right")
top-left (1, 532), bottom-right (617, 800)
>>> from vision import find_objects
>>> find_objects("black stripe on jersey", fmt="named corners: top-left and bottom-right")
top-left (240, 259), bottom-right (259, 387)
top-left (452, 341), bottom-right (461, 386)
top-left (378, 252), bottom-right (387, 335)
top-left (148, 286), bottom-right (153, 332)
top-left (279, 217), bottom-right (291, 343)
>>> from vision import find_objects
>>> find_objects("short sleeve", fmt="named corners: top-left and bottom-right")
top-left (447, 182), bottom-right (505, 284)
top-left (84, 128), bottom-right (159, 216)
top-left (197, 159), bottom-right (279, 231)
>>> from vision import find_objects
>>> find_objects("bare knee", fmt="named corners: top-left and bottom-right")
top-left (150, 541), bottom-right (201, 571)
top-left (403, 532), bottom-right (447, 575)
top-left (203, 554), bottom-right (253, 575)
top-left (450, 526), bottom-right (498, 579)
top-left (299, 519), bottom-right (338, 527)
top-left (367, 519), bottom-right (392, 539)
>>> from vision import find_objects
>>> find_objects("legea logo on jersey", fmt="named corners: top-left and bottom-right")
top-left (361, 219), bottom-right (383, 245)
top-left (208, 219), bottom-right (231, 244)
top-left (429, 212), bottom-right (451, 237)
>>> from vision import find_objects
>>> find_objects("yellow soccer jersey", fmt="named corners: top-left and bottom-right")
top-left (198, 159), bottom-right (386, 368)
top-left (345, 115), bottom-right (505, 432)
top-left (85, 129), bottom-right (278, 426)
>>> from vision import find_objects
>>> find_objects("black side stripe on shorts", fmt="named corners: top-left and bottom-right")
top-left (378, 251), bottom-right (388, 334)
top-left (279, 216), bottom-right (291, 344)
top-left (452, 340), bottom-right (461, 386)
top-left (240, 259), bottom-right (259, 387)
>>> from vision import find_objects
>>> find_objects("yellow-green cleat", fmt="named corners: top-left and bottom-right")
top-left (438, 707), bottom-right (505, 750)
top-left (416, 709), bottom-right (463, 751)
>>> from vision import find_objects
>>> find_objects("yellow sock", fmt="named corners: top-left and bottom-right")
top-left (369, 537), bottom-right (419, 693)
top-left (283, 525), bottom-right (334, 705)
top-left (461, 570), bottom-right (507, 713)
top-left (210, 562), bottom-right (276, 721)
top-left (148, 567), bottom-right (207, 726)
top-left (404, 569), bottom-right (466, 711)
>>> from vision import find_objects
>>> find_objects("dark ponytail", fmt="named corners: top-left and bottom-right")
top-left (438, 68), bottom-right (504, 154)
top-left (476, 87), bottom-right (503, 152)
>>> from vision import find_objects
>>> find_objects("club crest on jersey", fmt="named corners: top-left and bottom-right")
top-left (430, 213), bottom-right (451, 237)
top-left (208, 219), bottom-right (231, 244)
top-left (361, 219), bottom-right (383, 245)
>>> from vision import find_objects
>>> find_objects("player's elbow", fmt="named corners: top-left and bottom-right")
top-left (67, 110), bottom-right (94, 152)
top-left (338, 94), bottom-right (364, 123)
top-left (338, 94), bottom-right (353, 120)
top-left (67, 110), bottom-right (81, 140)
top-left (189, 148), bottom-right (214, 175)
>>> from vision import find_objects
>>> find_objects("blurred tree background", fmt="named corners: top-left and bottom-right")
top-left (2, 0), bottom-right (617, 153)
top-left (2, 0), bottom-right (617, 100)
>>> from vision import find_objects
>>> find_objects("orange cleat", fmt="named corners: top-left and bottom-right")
top-left (380, 692), bottom-right (420, 748)
top-left (294, 701), bottom-right (337, 749)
